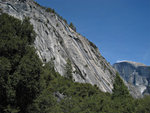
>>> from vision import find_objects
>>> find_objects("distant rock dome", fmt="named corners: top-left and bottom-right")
top-left (113, 61), bottom-right (150, 96)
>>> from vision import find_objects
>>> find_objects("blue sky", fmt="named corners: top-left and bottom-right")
top-left (35, 0), bottom-right (150, 65)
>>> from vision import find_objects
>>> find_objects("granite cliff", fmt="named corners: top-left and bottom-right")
top-left (0, 0), bottom-right (117, 93)
top-left (113, 61), bottom-right (150, 96)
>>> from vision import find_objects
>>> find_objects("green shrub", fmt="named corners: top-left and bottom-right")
top-left (69, 22), bottom-right (76, 31)
top-left (0, 8), bottom-right (2, 13)
top-left (46, 8), bottom-right (55, 14)
top-left (64, 59), bottom-right (73, 80)
top-left (89, 40), bottom-right (97, 49)
top-left (33, 1), bottom-right (45, 9)
top-left (64, 19), bottom-right (68, 24)
top-left (56, 23), bottom-right (59, 27)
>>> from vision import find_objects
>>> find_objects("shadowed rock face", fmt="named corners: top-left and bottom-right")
top-left (113, 61), bottom-right (150, 95)
top-left (0, 0), bottom-right (117, 93)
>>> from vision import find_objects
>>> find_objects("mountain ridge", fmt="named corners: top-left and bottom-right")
top-left (113, 61), bottom-right (150, 96)
top-left (116, 60), bottom-right (147, 67)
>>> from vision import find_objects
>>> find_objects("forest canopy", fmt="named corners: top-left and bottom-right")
top-left (0, 13), bottom-right (150, 113)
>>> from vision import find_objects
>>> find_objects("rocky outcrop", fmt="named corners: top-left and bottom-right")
top-left (0, 0), bottom-right (116, 93)
top-left (113, 61), bottom-right (150, 95)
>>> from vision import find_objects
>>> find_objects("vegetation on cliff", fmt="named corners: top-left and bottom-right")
top-left (0, 13), bottom-right (150, 113)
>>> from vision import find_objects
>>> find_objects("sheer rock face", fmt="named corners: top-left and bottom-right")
top-left (113, 61), bottom-right (150, 95)
top-left (0, 0), bottom-right (143, 98)
top-left (0, 0), bottom-right (117, 93)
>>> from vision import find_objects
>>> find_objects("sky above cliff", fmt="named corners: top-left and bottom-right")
top-left (35, 0), bottom-right (150, 65)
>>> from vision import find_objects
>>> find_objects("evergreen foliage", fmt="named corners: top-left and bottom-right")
top-left (69, 22), bottom-right (76, 32)
top-left (63, 19), bottom-right (68, 24)
top-left (112, 72), bottom-right (131, 98)
top-left (0, 13), bottom-right (150, 113)
top-left (0, 13), bottom-right (42, 113)
top-left (135, 95), bottom-right (150, 113)
top-left (46, 8), bottom-right (55, 14)
top-left (64, 59), bottom-right (73, 80)
top-left (0, 8), bottom-right (2, 13)
top-left (89, 40), bottom-right (97, 49)
top-left (111, 72), bottom-right (136, 113)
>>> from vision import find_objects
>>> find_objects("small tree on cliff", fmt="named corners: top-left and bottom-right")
top-left (69, 22), bottom-right (76, 32)
top-left (64, 59), bottom-right (73, 81)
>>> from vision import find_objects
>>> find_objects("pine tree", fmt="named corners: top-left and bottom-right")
top-left (69, 22), bottom-right (76, 32)
top-left (0, 13), bottom-right (44, 113)
top-left (64, 59), bottom-right (73, 80)
top-left (112, 72), bottom-right (135, 113)
top-left (112, 72), bottom-right (130, 98)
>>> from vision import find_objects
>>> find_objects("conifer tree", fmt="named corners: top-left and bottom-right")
top-left (69, 22), bottom-right (76, 32)
top-left (112, 72), bottom-right (135, 113)
top-left (64, 59), bottom-right (73, 81)
top-left (112, 72), bottom-right (130, 98)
